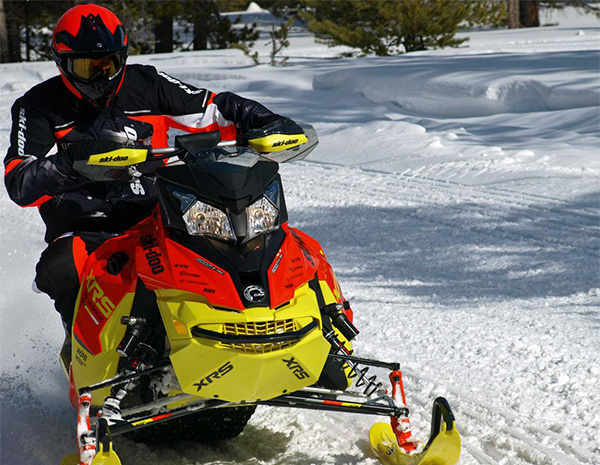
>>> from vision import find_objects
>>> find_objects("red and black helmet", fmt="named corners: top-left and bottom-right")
top-left (52, 3), bottom-right (128, 109)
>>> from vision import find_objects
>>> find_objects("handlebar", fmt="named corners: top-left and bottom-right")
top-left (149, 139), bottom-right (237, 156)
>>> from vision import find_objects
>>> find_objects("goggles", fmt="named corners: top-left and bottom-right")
top-left (68, 52), bottom-right (124, 81)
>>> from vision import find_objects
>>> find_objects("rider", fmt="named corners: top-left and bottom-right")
top-left (3, 3), bottom-right (300, 333)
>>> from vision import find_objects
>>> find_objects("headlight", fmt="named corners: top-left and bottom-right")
top-left (247, 196), bottom-right (279, 240)
top-left (183, 200), bottom-right (235, 241)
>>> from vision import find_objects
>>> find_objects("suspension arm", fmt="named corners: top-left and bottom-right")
top-left (260, 391), bottom-right (407, 417)
top-left (327, 353), bottom-right (400, 371)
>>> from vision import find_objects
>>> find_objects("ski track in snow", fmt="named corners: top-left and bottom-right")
top-left (279, 162), bottom-right (600, 465)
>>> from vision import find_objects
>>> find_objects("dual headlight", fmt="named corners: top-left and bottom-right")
top-left (171, 181), bottom-right (280, 242)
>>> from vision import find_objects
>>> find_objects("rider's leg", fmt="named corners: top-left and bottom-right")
top-left (34, 232), bottom-right (114, 332)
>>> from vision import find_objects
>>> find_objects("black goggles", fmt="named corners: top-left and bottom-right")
top-left (67, 51), bottom-right (124, 81)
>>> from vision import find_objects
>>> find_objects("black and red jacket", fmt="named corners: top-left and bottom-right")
top-left (4, 64), bottom-right (279, 243)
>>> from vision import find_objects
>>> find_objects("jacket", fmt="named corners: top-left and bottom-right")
top-left (4, 64), bottom-right (279, 242)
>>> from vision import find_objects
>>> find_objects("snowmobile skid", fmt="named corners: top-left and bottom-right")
top-left (61, 353), bottom-right (459, 465)
top-left (59, 128), bottom-right (460, 465)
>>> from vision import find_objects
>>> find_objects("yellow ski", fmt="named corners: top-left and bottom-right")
top-left (369, 397), bottom-right (461, 465)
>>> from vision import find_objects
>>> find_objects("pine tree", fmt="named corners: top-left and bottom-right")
top-left (301, 0), bottom-right (507, 56)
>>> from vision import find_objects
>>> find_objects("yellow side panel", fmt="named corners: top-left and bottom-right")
top-left (71, 293), bottom-right (135, 405)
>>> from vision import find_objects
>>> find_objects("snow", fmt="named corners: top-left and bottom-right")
top-left (1, 5), bottom-right (599, 465)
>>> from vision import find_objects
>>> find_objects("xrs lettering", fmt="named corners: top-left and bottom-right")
top-left (85, 273), bottom-right (116, 319)
top-left (194, 361), bottom-right (234, 392)
top-left (283, 356), bottom-right (310, 380)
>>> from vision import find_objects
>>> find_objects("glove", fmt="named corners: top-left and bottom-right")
top-left (238, 117), bottom-right (306, 153)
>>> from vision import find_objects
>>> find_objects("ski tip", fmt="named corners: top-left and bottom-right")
top-left (369, 422), bottom-right (418, 465)
top-left (369, 420), bottom-right (461, 465)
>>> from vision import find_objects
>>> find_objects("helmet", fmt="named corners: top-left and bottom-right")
top-left (52, 4), bottom-right (128, 109)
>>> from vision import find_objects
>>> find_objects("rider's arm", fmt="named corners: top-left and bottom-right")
top-left (153, 67), bottom-right (281, 140)
top-left (3, 99), bottom-right (82, 207)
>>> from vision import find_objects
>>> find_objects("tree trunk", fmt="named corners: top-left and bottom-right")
top-left (507, 0), bottom-right (520, 29)
top-left (0, 0), bottom-right (9, 63)
top-left (192, 1), bottom-right (217, 51)
top-left (519, 1), bottom-right (539, 27)
top-left (3, 0), bottom-right (21, 62)
top-left (24, 0), bottom-right (29, 61)
top-left (154, 14), bottom-right (173, 53)
top-left (193, 17), bottom-right (209, 50)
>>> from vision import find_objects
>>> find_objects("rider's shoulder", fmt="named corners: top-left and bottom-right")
top-left (15, 75), bottom-right (66, 111)
top-left (123, 63), bottom-right (160, 82)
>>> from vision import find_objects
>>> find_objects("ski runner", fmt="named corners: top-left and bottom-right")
top-left (3, 3), bottom-right (302, 336)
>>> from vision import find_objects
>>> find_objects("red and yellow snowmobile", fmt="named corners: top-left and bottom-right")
top-left (59, 125), bottom-right (461, 465)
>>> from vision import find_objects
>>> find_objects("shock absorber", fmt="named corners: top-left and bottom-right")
top-left (102, 316), bottom-right (163, 423)
top-left (322, 302), bottom-right (384, 396)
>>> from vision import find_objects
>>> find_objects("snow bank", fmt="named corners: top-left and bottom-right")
top-left (313, 51), bottom-right (600, 118)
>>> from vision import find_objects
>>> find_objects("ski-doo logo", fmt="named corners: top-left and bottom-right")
top-left (271, 253), bottom-right (283, 274)
top-left (283, 356), bottom-right (310, 380)
top-left (272, 138), bottom-right (299, 148)
top-left (84, 273), bottom-right (116, 322)
top-left (17, 107), bottom-right (26, 156)
top-left (243, 285), bottom-right (266, 303)
top-left (98, 155), bottom-right (129, 163)
top-left (158, 71), bottom-right (203, 95)
top-left (196, 257), bottom-right (225, 275)
top-left (194, 361), bottom-right (234, 392)
top-left (140, 235), bottom-right (164, 274)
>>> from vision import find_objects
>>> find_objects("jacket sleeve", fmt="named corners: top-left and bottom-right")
top-left (154, 68), bottom-right (279, 140)
top-left (4, 99), bottom-right (81, 207)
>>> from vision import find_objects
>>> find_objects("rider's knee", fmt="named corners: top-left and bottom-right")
top-left (35, 236), bottom-right (82, 298)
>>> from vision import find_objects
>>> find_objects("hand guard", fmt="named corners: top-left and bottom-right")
top-left (239, 117), bottom-right (307, 153)
top-left (65, 140), bottom-right (148, 182)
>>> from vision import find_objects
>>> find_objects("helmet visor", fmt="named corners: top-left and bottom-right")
top-left (69, 52), bottom-right (123, 81)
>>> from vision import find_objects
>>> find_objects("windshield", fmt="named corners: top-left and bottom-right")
top-left (185, 146), bottom-right (265, 168)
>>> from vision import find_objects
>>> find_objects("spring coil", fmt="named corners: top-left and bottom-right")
top-left (345, 363), bottom-right (384, 397)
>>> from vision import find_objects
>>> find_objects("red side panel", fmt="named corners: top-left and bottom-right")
top-left (268, 224), bottom-right (353, 321)
top-left (133, 209), bottom-right (245, 310)
top-left (163, 239), bottom-right (245, 310)
top-left (73, 234), bottom-right (138, 355)
top-left (267, 224), bottom-right (319, 309)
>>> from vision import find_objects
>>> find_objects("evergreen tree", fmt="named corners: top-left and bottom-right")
top-left (301, 0), bottom-right (506, 56)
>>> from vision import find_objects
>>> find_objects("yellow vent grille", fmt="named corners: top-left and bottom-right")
top-left (220, 319), bottom-right (299, 354)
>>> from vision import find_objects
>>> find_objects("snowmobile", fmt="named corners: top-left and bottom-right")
top-left (59, 123), bottom-right (461, 465)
